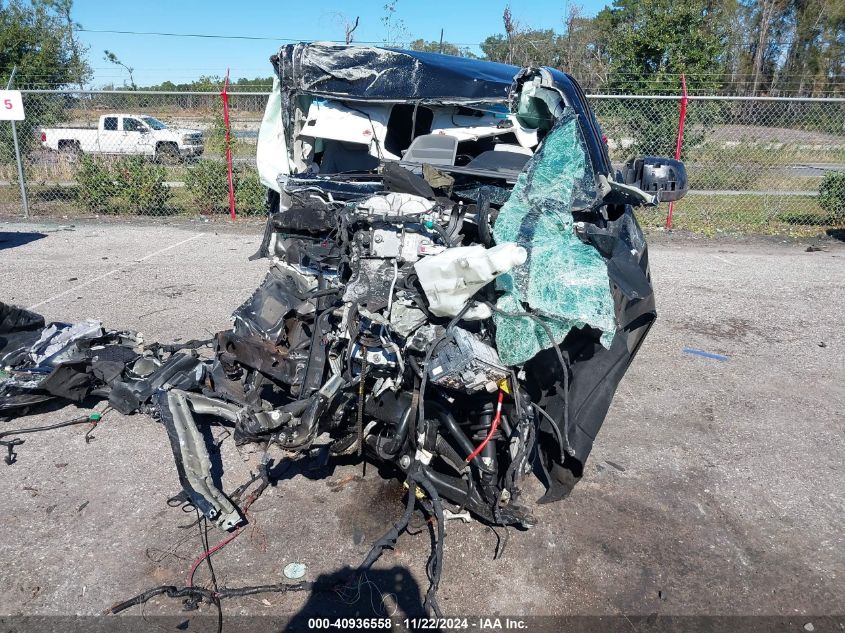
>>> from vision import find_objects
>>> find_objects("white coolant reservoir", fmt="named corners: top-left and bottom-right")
top-left (413, 243), bottom-right (528, 318)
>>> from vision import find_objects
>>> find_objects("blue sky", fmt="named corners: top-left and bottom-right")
top-left (72, 0), bottom-right (608, 87)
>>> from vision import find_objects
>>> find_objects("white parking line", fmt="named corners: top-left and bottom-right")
top-left (27, 234), bottom-right (203, 310)
top-left (711, 254), bottom-right (735, 265)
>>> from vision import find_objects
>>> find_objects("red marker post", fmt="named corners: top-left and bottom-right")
top-left (665, 73), bottom-right (688, 230)
top-left (221, 70), bottom-right (236, 220)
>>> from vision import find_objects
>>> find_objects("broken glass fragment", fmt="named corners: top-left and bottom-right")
top-left (492, 114), bottom-right (615, 366)
top-left (453, 184), bottom-right (512, 206)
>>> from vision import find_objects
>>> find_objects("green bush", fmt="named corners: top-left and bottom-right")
top-left (184, 160), bottom-right (266, 215)
top-left (204, 97), bottom-right (229, 155)
top-left (235, 166), bottom-right (267, 215)
top-left (818, 172), bottom-right (845, 219)
top-left (75, 156), bottom-right (116, 213)
top-left (185, 159), bottom-right (230, 213)
top-left (114, 156), bottom-right (170, 214)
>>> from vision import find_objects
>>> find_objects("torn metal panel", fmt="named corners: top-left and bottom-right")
top-left (108, 353), bottom-right (204, 414)
top-left (232, 265), bottom-right (315, 344)
top-left (28, 319), bottom-right (103, 366)
top-left (155, 389), bottom-right (243, 531)
top-left (0, 303), bottom-right (46, 367)
top-left (0, 302), bottom-right (140, 416)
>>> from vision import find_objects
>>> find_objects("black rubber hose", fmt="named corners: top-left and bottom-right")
top-left (427, 400), bottom-right (491, 474)
top-left (415, 468), bottom-right (446, 618)
top-left (429, 222), bottom-right (452, 246)
top-left (358, 470), bottom-right (419, 570)
top-left (476, 188), bottom-right (493, 247)
top-left (424, 468), bottom-right (491, 522)
top-left (434, 434), bottom-right (467, 475)
top-left (381, 405), bottom-right (412, 457)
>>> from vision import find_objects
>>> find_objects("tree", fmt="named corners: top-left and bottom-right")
top-left (329, 12), bottom-right (360, 45)
top-left (594, 0), bottom-right (733, 94)
top-left (381, 0), bottom-right (409, 47)
top-left (0, 0), bottom-right (90, 88)
top-left (0, 0), bottom-right (91, 161)
top-left (590, 0), bottom-right (734, 156)
top-left (48, 0), bottom-right (86, 89)
top-left (479, 6), bottom-right (567, 67)
top-left (760, 0), bottom-right (845, 97)
top-left (103, 50), bottom-right (136, 90)
top-left (559, 4), bottom-right (610, 92)
top-left (344, 15), bottom-right (359, 45)
top-left (409, 38), bottom-right (477, 58)
top-left (480, 28), bottom-right (564, 67)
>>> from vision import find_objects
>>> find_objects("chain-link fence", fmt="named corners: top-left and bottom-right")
top-left (590, 95), bottom-right (845, 234)
top-left (1, 89), bottom-right (844, 234)
top-left (0, 90), bottom-right (267, 219)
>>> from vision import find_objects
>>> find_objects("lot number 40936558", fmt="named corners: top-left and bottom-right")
top-left (0, 90), bottom-right (25, 121)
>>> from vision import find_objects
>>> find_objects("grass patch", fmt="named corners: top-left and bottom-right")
top-left (686, 142), bottom-right (844, 191)
top-left (0, 180), bottom-right (255, 218)
top-left (637, 193), bottom-right (844, 236)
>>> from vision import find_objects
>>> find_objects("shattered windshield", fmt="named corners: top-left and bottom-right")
top-left (492, 113), bottom-right (613, 365)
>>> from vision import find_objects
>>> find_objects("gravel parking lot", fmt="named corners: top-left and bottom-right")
top-left (0, 218), bottom-right (843, 631)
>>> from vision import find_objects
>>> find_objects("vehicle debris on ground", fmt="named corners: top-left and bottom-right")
top-left (1, 43), bottom-right (687, 622)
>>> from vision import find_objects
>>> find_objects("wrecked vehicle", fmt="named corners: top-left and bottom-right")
top-left (1, 44), bottom-right (687, 615)
top-left (248, 43), bottom-right (687, 519)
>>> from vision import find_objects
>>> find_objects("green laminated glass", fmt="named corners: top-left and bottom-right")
top-left (493, 114), bottom-right (616, 366)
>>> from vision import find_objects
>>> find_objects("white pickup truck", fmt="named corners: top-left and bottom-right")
top-left (40, 113), bottom-right (204, 162)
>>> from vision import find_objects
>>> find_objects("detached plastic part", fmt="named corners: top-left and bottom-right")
top-left (428, 328), bottom-right (508, 393)
top-left (492, 115), bottom-right (617, 366)
top-left (623, 156), bottom-right (688, 202)
top-left (413, 243), bottom-right (527, 318)
top-left (356, 192), bottom-right (435, 217)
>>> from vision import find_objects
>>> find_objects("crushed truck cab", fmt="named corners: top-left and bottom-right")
top-left (248, 43), bottom-right (686, 506)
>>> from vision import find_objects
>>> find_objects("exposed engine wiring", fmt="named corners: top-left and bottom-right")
top-left (0, 409), bottom-right (108, 465)
top-left (483, 301), bottom-right (572, 454)
top-left (109, 463), bottom-right (448, 621)
top-left (465, 389), bottom-right (504, 463)
top-left (187, 469), bottom-right (271, 587)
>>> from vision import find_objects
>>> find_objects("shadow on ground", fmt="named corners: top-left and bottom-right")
top-left (0, 231), bottom-right (46, 250)
top-left (284, 565), bottom-right (427, 630)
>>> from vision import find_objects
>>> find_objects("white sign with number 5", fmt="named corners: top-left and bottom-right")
top-left (0, 90), bottom-right (25, 121)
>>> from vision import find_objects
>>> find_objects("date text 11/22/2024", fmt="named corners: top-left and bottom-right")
top-left (307, 617), bottom-right (529, 629)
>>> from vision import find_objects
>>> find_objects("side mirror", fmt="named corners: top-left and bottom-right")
top-left (623, 156), bottom-right (688, 202)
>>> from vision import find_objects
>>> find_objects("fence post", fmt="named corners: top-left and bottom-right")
top-left (221, 70), bottom-right (236, 220)
top-left (665, 74), bottom-right (687, 230)
top-left (6, 67), bottom-right (29, 218)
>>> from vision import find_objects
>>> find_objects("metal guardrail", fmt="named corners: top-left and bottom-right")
top-left (1, 89), bottom-right (843, 234)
